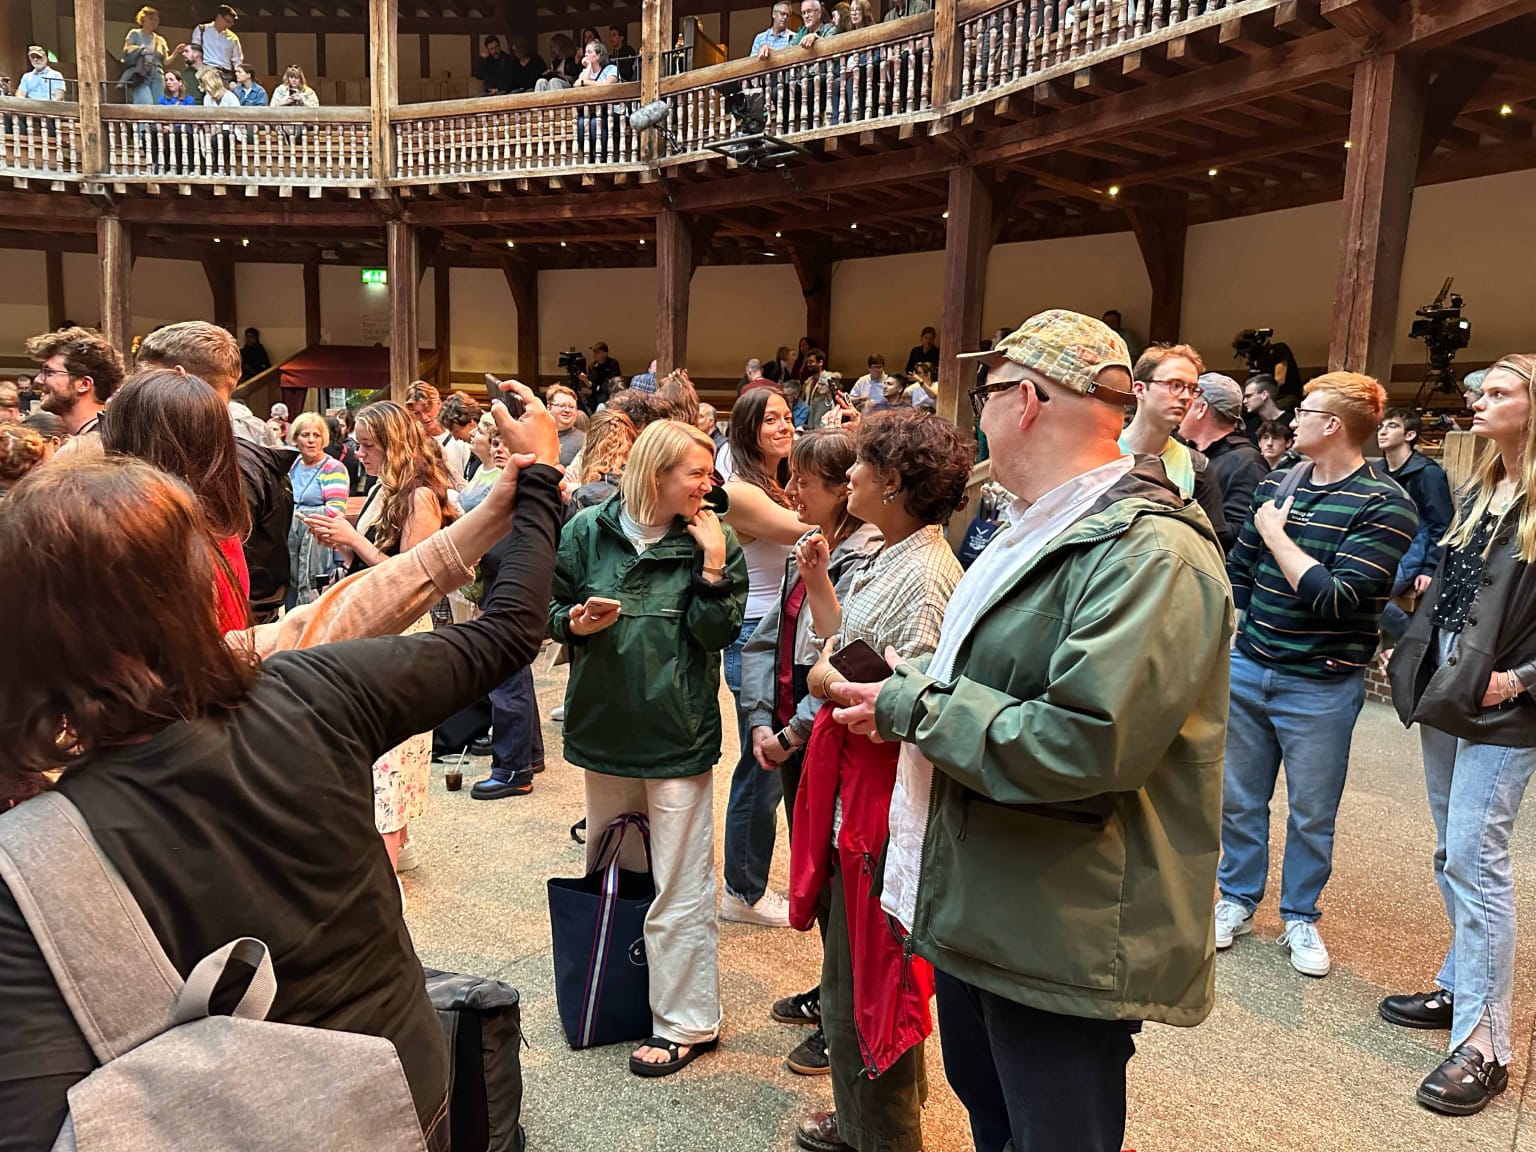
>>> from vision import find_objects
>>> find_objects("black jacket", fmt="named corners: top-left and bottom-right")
top-left (1189, 448), bottom-right (1231, 552)
top-left (1389, 496), bottom-right (1536, 746)
top-left (1375, 450), bottom-right (1454, 585)
top-left (237, 438), bottom-right (297, 617)
top-left (1203, 430), bottom-right (1270, 553)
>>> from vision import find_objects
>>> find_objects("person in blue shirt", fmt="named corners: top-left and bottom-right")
top-left (232, 62), bottom-right (267, 106)
top-left (158, 68), bottom-right (196, 105)
top-left (753, 2), bottom-right (796, 58)
top-left (17, 46), bottom-right (64, 101)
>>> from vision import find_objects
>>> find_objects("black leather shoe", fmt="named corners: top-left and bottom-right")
top-left (1416, 1045), bottom-right (1508, 1116)
top-left (1380, 989), bottom-right (1454, 1030)
top-left (469, 738), bottom-right (494, 757)
top-left (470, 777), bottom-right (533, 800)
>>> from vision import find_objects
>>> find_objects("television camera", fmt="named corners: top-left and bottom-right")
top-left (1410, 277), bottom-right (1472, 405)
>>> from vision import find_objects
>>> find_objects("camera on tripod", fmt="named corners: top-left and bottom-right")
top-left (1410, 277), bottom-right (1471, 400)
top-left (558, 348), bottom-right (587, 383)
top-left (1232, 328), bottom-right (1275, 376)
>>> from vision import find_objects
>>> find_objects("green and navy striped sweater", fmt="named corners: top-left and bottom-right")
top-left (1227, 463), bottom-right (1417, 678)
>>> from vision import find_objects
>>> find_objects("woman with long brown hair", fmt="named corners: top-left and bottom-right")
top-left (1385, 353), bottom-right (1536, 1116)
top-left (305, 399), bottom-right (458, 870)
top-left (100, 368), bottom-right (252, 631)
top-left (719, 386), bottom-right (811, 927)
top-left (0, 391), bottom-right (562, 1149)
top-left (570, 409), bottom-right (637, 510)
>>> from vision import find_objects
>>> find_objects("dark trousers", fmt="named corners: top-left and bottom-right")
top-left (821, 864), bottom-right (925, 1152)
top-left (934, 970), bottom-right (1137, 1152)
top-left (488, 665), bottom-right (543, 786)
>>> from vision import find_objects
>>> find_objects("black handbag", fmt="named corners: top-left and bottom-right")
top-left (423, 969), bottom-right (526, 1152)
top-left (546, 813), bottom-right (655, 1049)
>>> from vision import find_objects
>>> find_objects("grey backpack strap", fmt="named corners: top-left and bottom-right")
top-left (1270, 461), bottom-right (1312, 506)
top-left (171, 937), bottom-right (277, 1026)
top-left (0, 791), bottom-right (183, 1062)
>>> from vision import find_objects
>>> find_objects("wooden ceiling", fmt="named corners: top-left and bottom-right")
top-left (21, 1), bottom-right (1536, 270)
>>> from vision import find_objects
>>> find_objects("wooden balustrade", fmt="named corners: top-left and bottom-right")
top-left (0, 98), bottom-right (82, 181)
top-left (660, 16), bottom-right (936, 157)
top-left (100, 105), bottom-right (372, 186)
top-left (391, 84), bottom-right (645, 182)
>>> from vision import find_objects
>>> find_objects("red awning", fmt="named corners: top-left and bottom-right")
top-left (278, 344), bottom-right (394, 393)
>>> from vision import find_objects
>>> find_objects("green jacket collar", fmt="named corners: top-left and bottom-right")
top-left (592, 493), bottom-right (697, 560)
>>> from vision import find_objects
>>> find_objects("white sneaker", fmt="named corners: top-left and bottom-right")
top-left (720, 889), bottom-right (791, 927)
top-left (550, 705), bottom-right (566, 722)
top-left (1214, 898), bottom-right (1253, 950)
top-left (1278, 919), bottom-right (1331, 977)
top-left (395, 839), bottom-right (419, 873)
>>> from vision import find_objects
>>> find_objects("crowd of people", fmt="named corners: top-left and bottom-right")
top-left (0, 302), bottom-right (1533, 1152)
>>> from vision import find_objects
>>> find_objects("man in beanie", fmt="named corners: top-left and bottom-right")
top-left (1181, 371), bottom-right (1271, 554)
top-left (829, 309), bottom-right (1232, 1152)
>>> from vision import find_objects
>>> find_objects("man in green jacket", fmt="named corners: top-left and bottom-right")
top-left (831, 310), bottom-right (1232, 1152)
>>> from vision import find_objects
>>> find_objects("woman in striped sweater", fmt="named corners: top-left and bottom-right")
top-left (287, 411), bottom-right (351, 607)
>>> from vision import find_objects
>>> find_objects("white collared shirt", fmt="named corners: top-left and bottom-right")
top-left (881, 453), bottom-right (1135, 929)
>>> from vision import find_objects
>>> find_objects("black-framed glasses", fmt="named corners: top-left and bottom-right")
top-left (970, 377), bottom-right (1048, 422)
top-left (1295, 406), bottom-right (1336, 422)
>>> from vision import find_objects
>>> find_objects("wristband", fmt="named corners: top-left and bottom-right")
top-left (775, 728), bottom-right (795, 752)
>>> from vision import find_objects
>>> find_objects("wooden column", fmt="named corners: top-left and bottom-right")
top-left (790, 248), bottom-right (832, 358)
top-left (1329, 54), bottom-right (1426, 384)
top-left (656, 208), bottom-right (693, 375)
top-left (939, 166), bottom-right (993, 435)
top-left (434, 256), bottom-right (452, 390)
top-left (303, 257), bottom-right (322, 346)
top-left (500, 254), bottom-right (540, 387)
top-left (98, 217), bottom-right (133, 358)
top-left (931, 0), bottom-right (961, 109)
top-left (45, 249), bottom-right (65, 330)
top-left (316, 34), bottom-right (328, 79)
top-left (202, 250), bottom-right (237, 333)
top-left (266, 35), bottom-right (278, 78)
top-left (1126, 191), bottom-right (1188, 346)
top-left (386, 220), bottom-right (419, 403)
top-left (368, 0), bottom-right (400, 184)
top-left (76, 0), bottom-right (107, 176)
top-left (639, 0), bottom-right (674, 160)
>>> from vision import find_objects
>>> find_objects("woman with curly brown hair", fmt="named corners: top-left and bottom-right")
top-left (788, 407), bottom-right (975, 1152)
top-left (304, 399), bottom-right (459, 869)
top-left (570, 409), bottom-right (637, 511)
top-left (0, 424), bottom-right (49, 496)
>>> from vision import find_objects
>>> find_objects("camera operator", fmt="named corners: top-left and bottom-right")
top-left (578, 341), bottom-right (623, 411)
top-left (1241, 374), bottom-right (1291, 444)
top-left (1375, 409), bottom-right (1453, 642)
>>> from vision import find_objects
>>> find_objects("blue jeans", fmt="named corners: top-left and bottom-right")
top-left (1420, 639), bottom-right (1536, 1063)
top-left (488, 665), bottom-right (543, 787)
top-left (1217, 649), bottom-right (1366, 922)
top-left (722, 616), bottom-right (783, 905)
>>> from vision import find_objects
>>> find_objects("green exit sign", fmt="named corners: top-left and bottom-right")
top-left (361, 268), bottom-right (387, 285)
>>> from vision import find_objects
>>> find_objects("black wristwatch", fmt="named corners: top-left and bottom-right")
top-left (775, 728), bottom-right (795, 752)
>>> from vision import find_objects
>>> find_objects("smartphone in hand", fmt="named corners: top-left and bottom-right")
top-left (828, 638), bottom-right (891, 683)
top-left (484, 373), bottom-right (526, 417)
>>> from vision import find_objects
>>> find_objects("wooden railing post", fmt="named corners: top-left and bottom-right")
top-left (98, 216), bottom-right (133, 358)
top-left (932, 0), bottom-right (962, 110)
top-left (76, 0), bottom-right (107, 177)
top-left (369, 0), bottom-right (400, 185)
top-left (386, 219), bottom-right (419, 403)
top-left (640, 0), bottom-right (674, 162)
top-left (939, 166), bottom-right (993, 436)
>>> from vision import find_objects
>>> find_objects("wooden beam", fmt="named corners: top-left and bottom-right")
top-left (434, 255), bottom-right (452, 390)
top-left (789, 247), bottom-right (832, 359)
top-left (369, 0), bottom-right (400, 185)
top-left (202, 249), bottom-right (237, 332)
top-left (938, 167), bottom-right (992, 437)
top-left (1322, 0), bottom-right (1398, 39)
top-left (386, 219), bottom-right (419, 403)
top-left (499, 253), bottom-right (540, 386)
top-left (1329, 54), bottom-right (1425, 384)
top-left (1125, 190), bottom-right (1188, 345)
top-left (931, 0), bottom-right (961, 107)
top-left (639, 0), bottom-right (673, 161)
top-left (304, 257), bottom-right (322, 347)
top-left (98, 217), bottom-right (133, 358)
top-left (76, 0), bottom-right (107, 176)
top-left (656, 207), bottom-right (693, 374)
top-left (45, 248), bottom-right (65, 331)
top-left (1417, 59), bottom-right (1489, 168)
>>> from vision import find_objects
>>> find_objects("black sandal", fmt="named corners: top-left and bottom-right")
top-left (627, 1035), bottom-right (718, 1078)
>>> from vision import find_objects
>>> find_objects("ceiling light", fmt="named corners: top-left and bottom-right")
top-left (1207, 168), bottom-right (1218, 177)
top-left (941, 210), bottom-right (949, 219)
top-left (213, 237), bottom-right (222, 243)
top-left (241, 237), bottom-right (250, 246)
top-left (1344, 139), bottom-right (1352, 149)
top-left (850, 222), bottom-right (858, 229)
top-left (1499, 103), bottom-right (1514, 117)
top-left (1107, 185), bottom-right (1120, 197)
top-left (774, 231), bottom-right (782, 238)
top-left (506, 240), bottom-right (514, 247)
top-left (638, 238), bottom-right (645, 245)
top-left (560, 241), bottom-right (567, 247)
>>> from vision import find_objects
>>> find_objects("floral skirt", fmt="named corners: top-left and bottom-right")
top-left (373, 613), bottom-right (433, 834)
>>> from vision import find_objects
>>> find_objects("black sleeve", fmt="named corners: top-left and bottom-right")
top-left (1195, 461), bottom-right (1233, 552)
top-left (261, 465), bottom-right (564, 764)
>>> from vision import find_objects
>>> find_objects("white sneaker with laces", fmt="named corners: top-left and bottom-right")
top-left (1278, 918), bottom-right (1331, 977)
top-left (550, 705), bottom-right (566, 722)
top-left (395, 839), bottom-right (419, 873)
top-left (1214, 898), bottom-right (1252, 950)
top-left (720, 889), bottom-right (791, 927)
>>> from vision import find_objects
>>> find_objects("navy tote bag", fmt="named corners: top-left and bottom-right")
top-left (547, 812), bottom-right (656, 1049)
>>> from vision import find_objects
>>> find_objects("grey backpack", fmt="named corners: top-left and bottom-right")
top-left (0, 792), bottom-right (428, 1152)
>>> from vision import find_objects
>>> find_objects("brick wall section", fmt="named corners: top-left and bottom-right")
top-left (1365, 662), bottom-right (1394, 706)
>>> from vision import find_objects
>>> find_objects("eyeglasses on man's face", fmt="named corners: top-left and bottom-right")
top-left (1294, 406), bottom-right (1336, 421)
top-left (1147, 377), bottom-right (1197, 399)
top-left (969, 376), bottom-right (1049, 422)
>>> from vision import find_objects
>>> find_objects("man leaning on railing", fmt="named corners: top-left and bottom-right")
top-left (753, 2), bottom-right (797, 59)
top-left (16, 46), bottom-right (64, 102)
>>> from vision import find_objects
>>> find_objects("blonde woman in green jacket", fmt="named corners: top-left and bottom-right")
top-left (549, 419), bottom-right (749, 1079)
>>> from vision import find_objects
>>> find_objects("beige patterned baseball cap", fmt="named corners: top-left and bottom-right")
top-left (958, 309), bottom-right (1134, 405)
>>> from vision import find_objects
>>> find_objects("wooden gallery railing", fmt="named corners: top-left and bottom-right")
top-left (99, 105), bottom-right (373, 186)
top-left (660, 15), bottom-right (937, 157)
top-left (0, 98), bottom-right (82, 181)
top-left (392, 83), bottom-right (645, 182)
